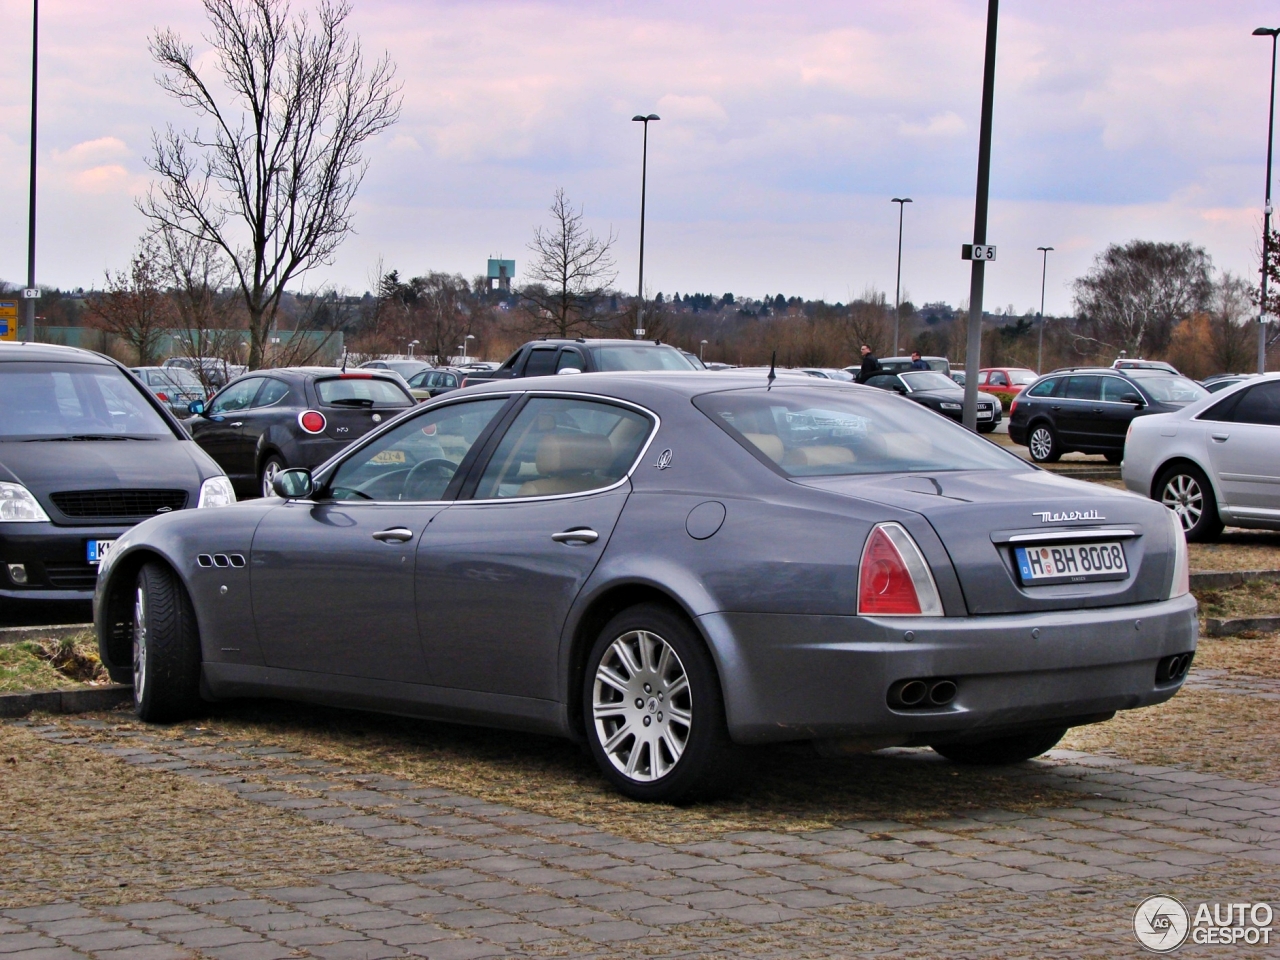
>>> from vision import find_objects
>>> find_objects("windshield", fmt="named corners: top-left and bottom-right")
top-left (1009, 370), bottom-right (1038, 385)
top-left (315, 376), bottom-right (413, 407)
top-left (1127, 373), bottom-right (1208, 404)
top-left (900, 371), bottom-right (959, 392)
top-left (0, 361), bottom-right (174, 440)
top-left (693, 386), bottom-right (1023, 477)
top-left (588, 345), bottom-right (697, 371)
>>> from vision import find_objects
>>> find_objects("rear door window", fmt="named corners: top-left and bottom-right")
top-left (472, 397), bottom-right (653, 499)
top-left (523, 349), bottom-right (558, 378)
top-left (1063, 376), bottom-right (1101, 401)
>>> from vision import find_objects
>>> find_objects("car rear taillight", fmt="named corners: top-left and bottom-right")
top-left (857, 523), bottom-right (944, 617)
top-left (156, 392), bottom-right (170, 402)
top-left (1008, 398), bottom-right (1018, 416)
top-left (298, 410), bottom-right (327, 434)
top-left (459, 376), bottom-right (468, 387)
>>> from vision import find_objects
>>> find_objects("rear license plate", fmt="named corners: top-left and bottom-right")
top-left (86, 540), bottom-right (116, 565)
top-left (1014, 541), bottom-right (1128, 585)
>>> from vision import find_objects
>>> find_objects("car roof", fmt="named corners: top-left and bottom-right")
top-left (527, 338), bottom-right (679, 347)
top-left (0, 341), bottom-right (115, 365)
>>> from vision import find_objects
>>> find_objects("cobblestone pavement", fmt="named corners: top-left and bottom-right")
top-left (1184, 669), bottom-right (1280, 701)
top-left (4, 716), bottom-right (1279, 959)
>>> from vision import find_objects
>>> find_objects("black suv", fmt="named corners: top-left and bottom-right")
top-left (1008, 366), bottom-right (1207, 463)
top-left (463, 338), bottom-right (698, 385)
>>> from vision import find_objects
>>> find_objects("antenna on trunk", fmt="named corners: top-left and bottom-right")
top-left (767, 351), bottom-right (776, 390)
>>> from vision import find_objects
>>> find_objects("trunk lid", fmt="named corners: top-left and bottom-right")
top-left (796, 469), bottom-right (1174, 614)
top-left (311, 374), bottom-right (415, 443)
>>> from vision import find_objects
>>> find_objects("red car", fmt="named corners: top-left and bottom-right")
top-left (977, 367), bottom-right (1038, 408)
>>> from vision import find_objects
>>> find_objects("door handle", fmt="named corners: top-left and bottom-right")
top-left (1050, 405), bottom-right (1061, 411)
top-left (552, 528), bottom-right (599, 544)
top-left (230, 421), bottom-right (243, 427)
top-left (1211, 433), bottom-right (1230, 443)
top-left (372, 527), bottom-right (414, 543)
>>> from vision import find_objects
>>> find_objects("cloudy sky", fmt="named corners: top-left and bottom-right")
top-left (0, 0), bottom-right (1275, 315)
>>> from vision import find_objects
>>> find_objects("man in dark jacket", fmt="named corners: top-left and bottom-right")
top-left (857, 345), bottom-right (881, 383)
top-left (909, 350), bottom-right (930, 370)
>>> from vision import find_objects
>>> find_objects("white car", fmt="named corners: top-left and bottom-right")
top-left (1122, 373), bottom-right (1280, 541)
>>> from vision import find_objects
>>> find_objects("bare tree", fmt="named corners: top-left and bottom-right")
top-left (1209, 272), bottom-right (1257, 373)
top-left (85, 240), bottom-right (174, 366)
top-left (1073, 241), bottom-right (1213, 358)
top-left (376, 271), bottom-right (472, 364)
top-left (154, 225), bottom-right (246, 389)
top-left (142, 0), bottom-right (401, 369)
top-left (522, 189), bottom-right (617, 338)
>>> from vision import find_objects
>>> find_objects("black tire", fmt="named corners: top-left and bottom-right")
top-left (106, 664), bottom-right (132, 685)
top-left (1104, 450), bottom-right (1124, 464)
top-left (1026, 422), bottom-right (1061, 463)
top-left (259, 454), bottom-right (287, 499)
top-left (1155, 463), bottom-right (1223, 542)
top-left (133, 562), bottom-right (203, 723)
top-left (931, 726), bottom-right (1067, 765)
top-left (583, 603), bottom-right (739, 803)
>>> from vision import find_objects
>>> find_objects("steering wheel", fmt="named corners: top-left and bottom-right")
top-left (403, 458), bottom-right (457, 500)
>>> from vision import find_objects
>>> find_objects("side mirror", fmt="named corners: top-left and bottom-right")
top-left (188, 400), bottom-right (206, 416)
top-left (1119, 393), bottom-right (1144, 406)
top-left (895, 386), bottom-right (907, 395)
top-left (556, 367), bottom-right (582, 376)
top-left (272, 468), bottom-right (314, 500)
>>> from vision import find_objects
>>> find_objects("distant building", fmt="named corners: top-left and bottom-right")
top-left (487, 258), bottom-right (515, 292)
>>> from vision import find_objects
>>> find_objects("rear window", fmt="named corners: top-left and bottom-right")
top-left (0, 361), bottom-right (174, 440)
top-left (589, 345), bottom-right (697, 371)
top-left (315, 376), bottom-right (412, 407)
top-left (693, 387), bottom-right (1022, 477)
top-left (1126, 372), bottom-right (1207, 404)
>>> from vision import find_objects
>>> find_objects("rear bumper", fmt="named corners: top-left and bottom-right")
top-left (702, 593), bottom-right (1198, 744)
top-left (0, 522), bottom-right (130, 601)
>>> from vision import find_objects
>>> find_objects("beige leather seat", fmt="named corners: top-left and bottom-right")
top-left (516, 432), bottom-right (616, 496)
top-left (742, 432), bottom-right (785, 463)
top-left (783, 446), bottom-right (856, 468)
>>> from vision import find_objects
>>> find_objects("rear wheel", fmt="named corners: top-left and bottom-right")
top-left (931, 726), bottom-right (1066, 765)
top-left (1027, 423), bottom-right (1060, 463)
top-left (583, 603), bottom-right (739, 803)
top-left (1157, 463), bottom-right (1223, 542)
top-left (1104, 450), bottom-right (1124, 464)
top-left (259, 455), bottom-right (287, 499)
top-left (133, 562), bottom-right (202, 723)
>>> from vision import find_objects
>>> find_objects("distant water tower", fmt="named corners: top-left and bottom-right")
top-left (487, 258), bottom-right (515, 292)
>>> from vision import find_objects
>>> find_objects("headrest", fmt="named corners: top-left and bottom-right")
top-left (783, 445), bottom-right (856, 467)
top-left (742, 432), bottom-right (784, 463)
top-left (536, 432), bottom-right (615, 474)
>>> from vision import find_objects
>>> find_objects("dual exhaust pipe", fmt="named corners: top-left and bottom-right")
top-left (1156, 652), bottom-right (1193, 684)
top-left (888, 677), bottom-right (958, 710)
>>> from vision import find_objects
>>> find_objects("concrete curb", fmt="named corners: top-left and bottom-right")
top-left (0, 623), bottom-right (94, 646)
top-left (1204, 617), bottom-right (1280, 638)
top-left (1190, 570), bottom-right (1280, 591)
top-left (0, 684), bottom-right (132, 718)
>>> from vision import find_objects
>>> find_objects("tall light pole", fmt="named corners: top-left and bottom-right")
top-left (1255, 27), bottom-right (1279, 375)
top-left (962, 0), bottom-right (999, 432)
top-left (23, 0), bottom-right (39, 340)
top-left (1036, 246), bottom-right (1054, 373)
top-left (891, 198), bottom-right (912, 356)
top-left (407, 339), bottom-right (419, 358)
top-left (700, 339), bottom-right (708, 362)
top-left (632, 113), bottom-right (659, 338)
top-left (463, 333), bottom-right (475, 359)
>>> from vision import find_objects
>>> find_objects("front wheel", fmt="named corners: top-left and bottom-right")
top-left (1157, 463), bottom-right (1223, 542)
top-left (260, 455), bottom-right (287, 499)
top-left (931, 726), bottom-right (1066, 765)
top-left (133, 562), bottom-right (203, 723)
top-left (583, 604), bottom-right (739, 803)
top-left (1027, 423), bottom-right (1060, 463)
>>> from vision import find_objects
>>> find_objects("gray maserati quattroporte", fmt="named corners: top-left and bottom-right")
top-left (95, 371), bottom-right (1197, 802)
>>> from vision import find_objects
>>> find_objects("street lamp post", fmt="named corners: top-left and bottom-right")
top-left (632, 113), bottom-right (660, 338)
top-left (1255, 26), bottom-right (1280, 375)
top-left (1036, 246), bottom-right (1054, 373)
top-left (408, 339), bottom-right (419, 358)
top-left (891, 198), bottom-right (912, 356)
top-left (463, 333), bottom-right (475, 359)
top-left (700, 339), bottom-right (708, 362)
top-left (23, 0), bottom-right (38, 341)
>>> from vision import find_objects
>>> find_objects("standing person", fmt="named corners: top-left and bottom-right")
top-left (909, 350), bottom-right (929, 370)
top-left (857, 345), bottom-right (881, 383)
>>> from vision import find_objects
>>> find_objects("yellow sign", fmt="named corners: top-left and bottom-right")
top-left (0, 302), bottom-right (17, 341)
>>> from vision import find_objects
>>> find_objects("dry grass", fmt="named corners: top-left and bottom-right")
top-left (106, 702), bottom-right (1086, 845)
top-left (1194, 579), bottom-right (1280, 622)
top-left (1189, 529), bottom-right (1280, 573)
top-left (0, 633), bottom-right (107, 693)
top-left (0, 720), bottom-right (438, 909)
top-left (1191, 633), bottom-right (1280, 679)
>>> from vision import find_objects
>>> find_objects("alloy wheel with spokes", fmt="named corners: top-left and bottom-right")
top-left (1028, 424), bottom-right (1059, 463)
top-left (132, 585), bottom-right (148, 702)
top-left (582, 603), bottom-right (739, 802)
top-left (1155, 463), bottom-right (1222, 541)
top-left (260, 456), bottom-right (286, 498)
top-left (592, 630), bottom-right (693, 782)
